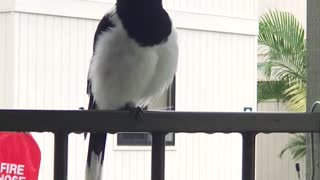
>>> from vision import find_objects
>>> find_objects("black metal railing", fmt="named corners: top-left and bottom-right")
top-left (0, 110), bottom-right (319, 180)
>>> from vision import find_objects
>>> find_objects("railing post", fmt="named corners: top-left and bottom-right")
top-left (54, 131), bottom-right (68, 180)
top-left (242, 132), bottom-right (256, 180)
top-left (151, 132), bottom-right (166, 180)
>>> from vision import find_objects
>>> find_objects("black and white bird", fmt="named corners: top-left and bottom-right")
top-left (86, 0), bottom-right (178, 179)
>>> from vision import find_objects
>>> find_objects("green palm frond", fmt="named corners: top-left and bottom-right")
top-left (258, 10), bottom-right (306, 82)
top-left (279, 134), bottom-right (306, 160)
top-left (284, 82), bottom-right (306, 111)
top-left (258, 10), bottom-right (306, 111)
top-left (257, 81), bottom-right (287, 103)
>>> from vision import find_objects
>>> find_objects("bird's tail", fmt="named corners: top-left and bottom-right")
top-left (86, 133), bottom-right (107, 180)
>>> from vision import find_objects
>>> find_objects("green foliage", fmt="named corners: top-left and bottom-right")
top-left (258, 11), bottom-right (307, 160)
top-left (279, 134), bottom-right (306, 161)
top-left (258, 10), bottom-right (306, 111)
top-left (257, 81), bottom-right (287, 103)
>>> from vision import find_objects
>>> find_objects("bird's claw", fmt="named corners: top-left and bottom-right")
top-left (130, 107), bottom-right (144, 120)
top-left (123, 104), bottom-right (144, 120)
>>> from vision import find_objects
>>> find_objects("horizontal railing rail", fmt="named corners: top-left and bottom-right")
top-left (0, 110), bottom-right (319, 180)
top-left (0, 110), bottom-right (320, 132)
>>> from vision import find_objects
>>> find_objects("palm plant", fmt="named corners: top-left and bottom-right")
top-left (279, 134), bottom-right (306, 160)
top-left (258, 10), bottom-right (306, 160)
top-left (257, 80), bottom-right (287, 110)
top-left (258, 10), bottom-right (306, 112)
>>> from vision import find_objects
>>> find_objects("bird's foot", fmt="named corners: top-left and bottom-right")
top-left (131, 107), bottom-right (144, 120)
top-left (124, 104), bottom-right (144, 120)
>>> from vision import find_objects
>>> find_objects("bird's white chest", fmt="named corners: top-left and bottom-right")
top-left (89, 19), bottom-right (178, 110)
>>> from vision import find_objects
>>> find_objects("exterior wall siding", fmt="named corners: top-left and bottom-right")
top-left (256, 133), bottom-right (306, 180)
top-left (164, 0), bottom-right (257, 17)
top-left (12, 13), bottom-right (97, 110)
top-left (90, 0), bottom-right (257, 18)
top-left (257, 100), bottom-right (306, 180)
top-left (0, 12), bottom-right (15, 109)
top-left (0, 0), bottom-right (257, 180)
top-left (176, 29), bottom-right (257, 112)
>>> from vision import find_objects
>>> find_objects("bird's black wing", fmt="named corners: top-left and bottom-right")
top-left (86, 12), bottom-right (115, 180)
top-left (93, 12), bottom-right (115, 54)
top-left (87, 12), bottom-right (115, 110)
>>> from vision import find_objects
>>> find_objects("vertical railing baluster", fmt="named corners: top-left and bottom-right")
top-left (151, 132), bottom-right (166, 180)
top-left (242, 132), bottom-right (256, 180)
top-left (54, 131), bottom-right (69, 180)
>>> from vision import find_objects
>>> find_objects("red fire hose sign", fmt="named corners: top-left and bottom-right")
top-left (0, 163), bottom-right (26, 180)
top-left (0, 132), bottom-right (41, 180)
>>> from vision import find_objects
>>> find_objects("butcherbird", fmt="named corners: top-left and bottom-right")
top-left (86, 0), bottom-right (178, 179)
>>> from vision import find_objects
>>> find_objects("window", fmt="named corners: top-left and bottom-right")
top-left (117, 132), bottom-right (175, 146)
top-left (117, 79), bottom-right (176, 146)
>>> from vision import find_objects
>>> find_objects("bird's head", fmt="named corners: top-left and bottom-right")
top-left (117, 0), bottom-right (163, 10)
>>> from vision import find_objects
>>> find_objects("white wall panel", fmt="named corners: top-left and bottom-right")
top-left (172, 29), bottom-right (256, 180)
top-left (256, 133), bottom-right (306, 180)
top-left (170, 133), bottom-right (243, 180)
top-left (176, 29), bottom-right (257, 112)
top-left (257, 101), bottom-right (305, 180)
top-left (7, 0), bottom-right (259, 36)
top-left (164, 0), bottom-right (257, 18)
top-left (0, 12), bottom-right (15, 109)
top-left (0, 0), bottom-right (14, 12)
top-left (14, 13), bottom-right (97, 109)
top-left (88, 0), bottom-right (257, 18)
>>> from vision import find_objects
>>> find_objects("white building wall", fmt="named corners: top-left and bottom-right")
top-left (256, 133), bottom-right (306, 180)
top-left (173, 25), bottom-right (256, 180)
top-left (0, 12), bottom-right (15, 109)
top-left (176, 30), bottom-right (257, 112)
top-left (94, 0), bottom-right (257, 18)
top-left (0, 0), bottom-right (258, 180)
top-left (164, 0), bottom-right (257, 18)
top-left (11, 13), bottom-right (96, 110)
